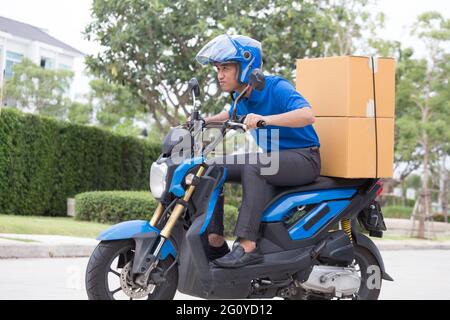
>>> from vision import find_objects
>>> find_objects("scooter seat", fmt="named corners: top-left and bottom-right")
top-left (271, 176), bottom-right (370, 199)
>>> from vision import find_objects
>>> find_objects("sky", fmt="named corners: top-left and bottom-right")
top-left (1, 0), bottom-right (449, 56)
top-left (0, 0), bottom-right (97, 55)
top-left (376, 0), bottom-right (450, 57)
top-left (0, 0), bottom-right (97, 97)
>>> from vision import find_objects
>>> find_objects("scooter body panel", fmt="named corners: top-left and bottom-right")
top-left (97, 220), bottom-right (176, 259)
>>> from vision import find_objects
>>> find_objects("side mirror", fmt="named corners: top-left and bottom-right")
top-left (187, 78), bottom-right (200, 98)
top-left (248, 69), bottom-right (265, 91)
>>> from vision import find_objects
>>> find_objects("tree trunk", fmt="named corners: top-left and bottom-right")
top-left (418, 147), bottom-right (429, 239)
top-left (419, 109), bottom-right (431, 239)
top-left (402, 180), bottom-right (407, 207)
top-left (439, 156), bottom-right (449, 223)
top-left (139, 79), bottom-right (179, 127)
top-left (151, 109), bottom-right (164, 133)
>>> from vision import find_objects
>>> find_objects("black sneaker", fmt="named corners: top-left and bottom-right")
top-left (207, 242), bottom-right (230, 261)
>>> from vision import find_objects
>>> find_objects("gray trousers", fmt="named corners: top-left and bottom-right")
top-left (207, 147), bottom-right (321, 242)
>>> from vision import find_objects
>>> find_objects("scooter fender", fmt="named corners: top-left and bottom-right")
top-left (97, 220), bottom-right (176, 261)
top-left (353, 232), bottom-right (394, 281)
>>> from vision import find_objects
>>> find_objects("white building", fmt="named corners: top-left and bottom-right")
top-left (0, 15), bottom-right (84, 103)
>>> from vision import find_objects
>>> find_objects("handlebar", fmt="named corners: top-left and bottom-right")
top-left (183, 116), bottom-right (266, 132)
top-left (178, 116), bottom-right (267, 158)
top-left (226, 121), bottom-right (248, 131)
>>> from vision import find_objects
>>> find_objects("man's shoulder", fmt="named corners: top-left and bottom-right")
top-left (265, 75), bottom-right (287, 84)
top-left (265, 75), bottom-right (295, 93)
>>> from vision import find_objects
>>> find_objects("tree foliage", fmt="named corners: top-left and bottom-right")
top-left (4, 59), bottom-right (74, 118)
top-left (85, 0), bottom-right (382, 127)
top-left (369, 13), bottom-right (450, 182)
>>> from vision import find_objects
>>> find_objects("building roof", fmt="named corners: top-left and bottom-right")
top-left (0, 16), bottom-right (84, 56)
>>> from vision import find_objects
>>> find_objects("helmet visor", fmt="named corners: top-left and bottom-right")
top-left (195, 35), bottom-right (238, 65)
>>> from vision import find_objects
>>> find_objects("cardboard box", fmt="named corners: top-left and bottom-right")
top-left (296, 56), bottom-right (396, 118)
top-left (313, 117), bottom-right (394, 178)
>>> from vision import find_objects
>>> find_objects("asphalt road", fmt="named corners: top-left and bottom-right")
top-left (0, 250), bottom-right (449, 300)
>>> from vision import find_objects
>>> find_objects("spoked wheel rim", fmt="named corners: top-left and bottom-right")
top-left (104, 244), bottom-right (159, 300)
top-left (104, 243), bottom-right (149, 300)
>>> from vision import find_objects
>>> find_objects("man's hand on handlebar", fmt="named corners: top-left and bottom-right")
top-left (242, 113), bottom-right (268, 129)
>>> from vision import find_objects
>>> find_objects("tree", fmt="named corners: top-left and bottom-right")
top-left (325, 0), bottom-right (385, 55)
top-left (4, 59), bottom-right (74, 118)
top-left (67, 101), bottom-right (94, 125)
top-left (89, 78), bottom-right (146, 130)
top-left (370, 13), bottom-right (450, 232)
top-left (85, 0), bottom-right (382, 129)
top-left (65, 77), bottom-right (157, 136)
top-left (403, 12), bottom-right (449, 237)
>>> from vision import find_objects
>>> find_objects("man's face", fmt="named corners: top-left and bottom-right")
top-left (214, 63), bottom-right (240, 93)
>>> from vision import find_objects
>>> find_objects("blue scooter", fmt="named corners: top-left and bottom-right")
top-left (85, 71), bottom-right (393, 300)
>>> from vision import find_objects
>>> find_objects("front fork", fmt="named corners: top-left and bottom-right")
top-left (149, 165), bottom-right (206, 258)
top-left (133, 165), bottom-right (205, 286)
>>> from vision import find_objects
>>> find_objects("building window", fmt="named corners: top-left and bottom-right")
top-left (5, 51), bottom-right (24, 79)
top-left (40, 57), bottom-right (54, 70)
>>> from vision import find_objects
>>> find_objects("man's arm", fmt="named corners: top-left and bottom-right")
top-left (265, 107), bottom-right (315, 127)
top-left (204, 111), bottom-right (230, 124)
top-left (244, 107), bottom-right (315, 129)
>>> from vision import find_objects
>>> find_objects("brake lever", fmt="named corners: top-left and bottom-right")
top-left (226, 121), bottom-right (248, 132)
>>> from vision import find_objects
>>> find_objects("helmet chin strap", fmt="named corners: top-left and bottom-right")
top-left (240, 57), bottom-right (255, 83)
top-left (235, 63), bottom-right (241, 83)
top-left (230, 85), bottom-right (251, 121)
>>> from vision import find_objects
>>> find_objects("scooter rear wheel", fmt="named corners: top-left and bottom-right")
top-left (352, 245), bottom-right (381, 300)
top-left (285, 245), bottom-right (382, 300)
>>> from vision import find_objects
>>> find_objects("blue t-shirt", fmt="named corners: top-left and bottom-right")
top-left (229, 75), bottom-right (320, 152)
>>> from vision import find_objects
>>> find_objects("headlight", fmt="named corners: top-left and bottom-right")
top-left (150, 161), bottom-right (168, 198)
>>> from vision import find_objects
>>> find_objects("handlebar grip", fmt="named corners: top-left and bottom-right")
top-left (257, 120), bottom-right (267, 128)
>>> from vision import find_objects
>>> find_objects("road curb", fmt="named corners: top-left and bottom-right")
top-left (375, 242), bottom-right (450, 251)
top-left (0, 244), bottom-right (96, 259)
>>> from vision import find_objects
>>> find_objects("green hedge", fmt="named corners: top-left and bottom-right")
top-left (75, 191), bottom-right (158, 224)
top-left (382, 206), bottom-right (448, 222)
top-left (382, 206), bottom-right (413, 219)
top-left (224, 204), bottom-right (238, 238)
top-left (0, 108), bottom-right (161, 216)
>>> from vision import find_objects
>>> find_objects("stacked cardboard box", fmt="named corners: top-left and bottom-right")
top-left (296, 56), bottom-right (396, 178)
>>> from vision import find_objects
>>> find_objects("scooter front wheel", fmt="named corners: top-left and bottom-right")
top-left (85, 240), bottom-right (178, 300)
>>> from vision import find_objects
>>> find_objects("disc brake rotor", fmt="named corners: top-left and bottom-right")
top-left (120, 262), bottom-right (156, 299)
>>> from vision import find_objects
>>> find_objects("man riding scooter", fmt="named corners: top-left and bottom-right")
top-left (196, 34), bottom-right (321, 268)
top-left (85, 34), bottom-right (392, 300)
